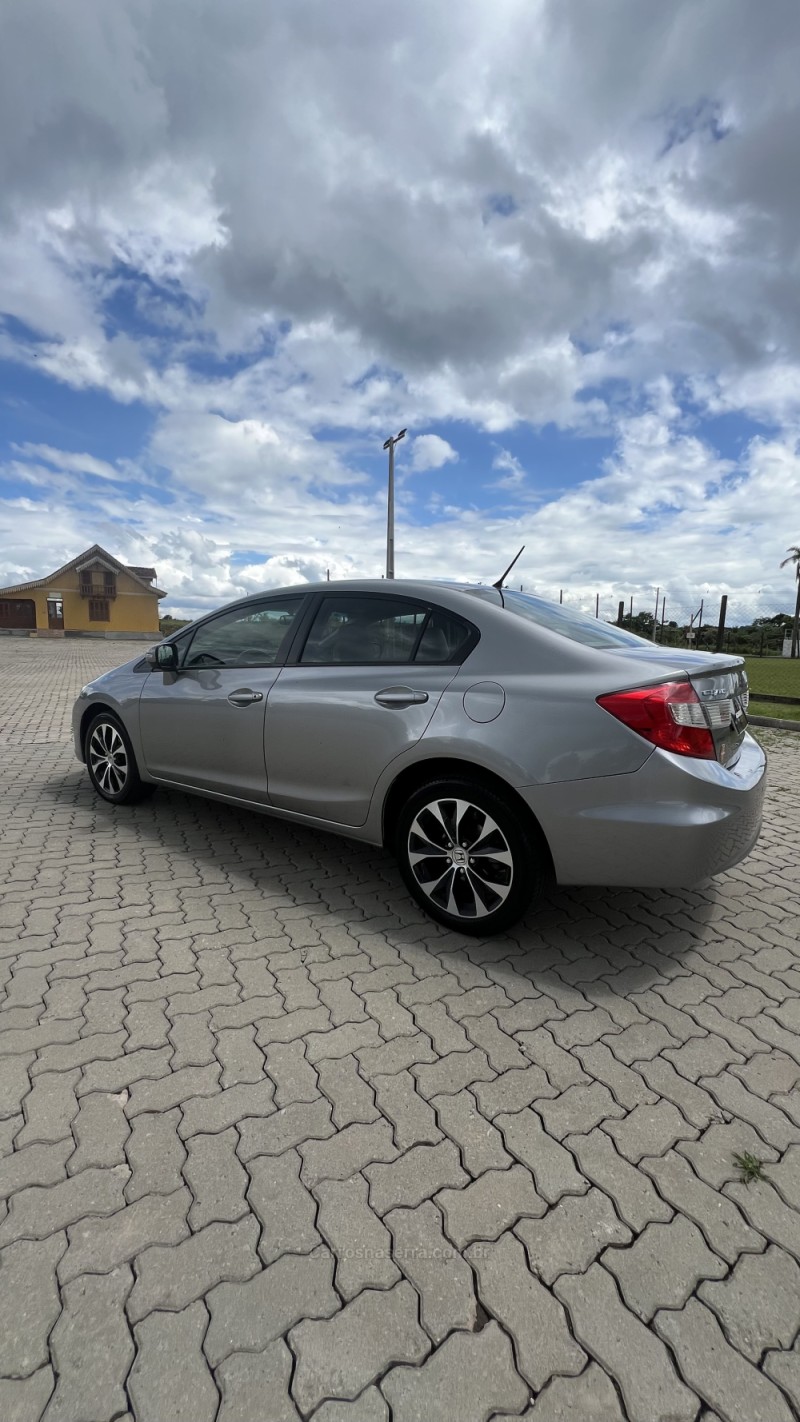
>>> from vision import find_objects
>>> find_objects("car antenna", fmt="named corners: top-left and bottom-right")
top-left (492, 545), bottom-right (525, 591)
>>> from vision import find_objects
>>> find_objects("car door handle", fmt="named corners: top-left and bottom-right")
top-left (227, 689), bottom-right (264, 707)
top-left (374, 687), bottom-right (430, 708)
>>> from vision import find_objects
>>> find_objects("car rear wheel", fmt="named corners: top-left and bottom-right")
top-left (396, 777), bottom-right (546, 934)
top-left (85, 713), bottom-right (153, 805)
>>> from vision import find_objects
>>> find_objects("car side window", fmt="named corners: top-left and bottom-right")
top-left (182, 598), bottom-right (304, 669)
top-left (299, 596), bottom-right (475, 666)
top-left (300, 596), bottom-right (429, 665)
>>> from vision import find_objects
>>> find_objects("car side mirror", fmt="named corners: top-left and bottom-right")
top-left (146, 643), bottom-right (179, 671)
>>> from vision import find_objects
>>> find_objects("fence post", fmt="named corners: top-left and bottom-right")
top-left (617, 600), bottom-right (624, 626)
top-left (559, 589), bottom-right (563, 605)
top-left (715, 595), bottom-right (727, 654)
top-left (595, 594), bottom-right (599, 619)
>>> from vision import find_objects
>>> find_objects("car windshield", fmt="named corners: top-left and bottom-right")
top-left (466, 587), bottom-right (649, 650)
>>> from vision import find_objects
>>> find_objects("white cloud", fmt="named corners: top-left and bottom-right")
top-left (409, 434), bottom-right (459, 472)
top-left (491, 448), bottom-right (526, 488)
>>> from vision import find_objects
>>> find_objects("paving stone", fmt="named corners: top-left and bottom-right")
top-left (366, 1139), bottom-right (468, 1215)
top-left (125, 1107), bottom-right (187, 1201)
top-left (700, 1071), bottom-right (799, 1151)
top-left (726, 1178), bottom-right (800, 1261)
top-left (127, 1062), bottom-right (220, 1118)
top-left (247, 1148), bottom-right (321, 1263)
top-left (0, 1234), bottom-right (65, 1378)
top-left (290, 1281), bottom-right (430, 1414)
top-left (373, 1069), bottom-right (441, 1149)
top-left (628, 989), bottom-right (704, 1044)
top-left (539, 1082), bottom-right (625, 1140)
top-left (211, 995), bottom-right (285, 1031)
top-left (574, 1041), bottom-right (658, 1109)
top-left (492, 1361), bottom-right (626, 1421)
top-left (58, 1186), bottom-right (190, 1283)
top-left (765, 1142), bottom-right (800, 1208)
top-left (206, 1246), bottom-right (339, 1367)
top-left (44, 1267), bottom-right (134, 1422)
top-left (655, 1298), bottom-right (795, 1422)
top-left (78, 1045), bottom-right (172, 1094)
top-left (305, 1020), bottom-right (382, 1065)
top-left (0, 1166), bottom-right (128, 1246)
top-left (15, 1069), bottom-right (80, 1148)
top-left (515, 1028), bottom-right (588, 1089)
top-left (396, 973), bottom-right (463, 1007)
top-left (732, 1049), bottom-right (800, 1099)
top-left (179, 1077), bottom-right (275, 1138)
top-left (363, 988), bottom-right (418, 1040)
top-left (763, 1341), bottom-right (800, 1418)
top-left (128, 1215), bottom-right (261, 1321)
top-left (317, 1054), bottom-right (380, 1128)
top-left (68, 1090), bottom-right (129, 1172)
top-left (130, 1301), bottom-right (217, 1422)
top-left (634, 1058), bottom-right (725, 1129)
top-left (357, 1034), bottom-right (437, 1081)
top-left (555, 1263), bottom-right (697, 1422)
top-left (255, 1005), bottom-right (332, 1045)
top-left (169, 1009), bottom-right (217, 1068)
top-left (496, 1109), bottom-right (588, 1203)
top-left (687, 1001), bottom-right (773, 1058)
top-left (185, 1128), bottom-right (249, 1228)
top-left (311, 1387), bottom-right (388, 1422)
top-left (300, 1119), bottom-right (397, 1187)
top-left (431, 1089), bottom-right (511, 1174)
top-left (216, 1026), bottom-right (265, 1087)
top-left (0, 1369), bottom-right (55, 1422)
top-left (316, 1174), bottom-right (399, 1299)
top-left (472, 1064), bottom-right (557, 1119)
top-left (217, 1340), bottom-right (301, 1422)
top-left (641, 1151), bottom-right (763, 1262)
top-left (0, 1139), bottom-right (72, 1201)
top-left (238, 1096), bottom-right (335, 1161)
top-left (462, 1011), bottom-right (528, 1070)
top-left (678, 1120), bottom-right (780, 1190)
top-left (265, 1038), bottom-right (319, 1105)
top-left (32, 1031), bottom-right (127, 1076)
top-left (602, 1020), bottom-right (678, 1064)
top-left (386, 1200), bottom-right (475, 1342)
top-left (411, 1001), bottom-right (472, 1054)
top-left (699, 1243), bottom-right (800, 1362)
top-left (565, 1129), bottom-right (673, 1231)
top-left (664, 1033), bottom-right (746, 1082)
top-left (317, 975), bottom-right (370, 1025)
top-left (437, 1164), bottom-right (546, 1248)
top-left (0, 1054), bottom-right (33, 1121)
top-left (380, 1320), bottom-right (527, 1422)
top-left (606, 1101), bottom-right (698, 1163)
top-left (548, 1007), bottom-right (620, 1050)
top-left (469, 1231), bottom-right (585, 1390)
top-left (605, 1211), bottom-right (727, 1321)
top-left (516, 1186), bottom-right (632, 1284)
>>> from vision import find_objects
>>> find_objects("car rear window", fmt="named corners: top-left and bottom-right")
top-left (468, 588), bottom-right (649, 650)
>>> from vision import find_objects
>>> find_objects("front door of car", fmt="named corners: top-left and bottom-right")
top-left (265, 594), bottom-right (472, 827)
top-left (138, 595), bottom-right (306, 803)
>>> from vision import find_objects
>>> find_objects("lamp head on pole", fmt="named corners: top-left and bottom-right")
top-left (383, 428), bottom-right (407, 451)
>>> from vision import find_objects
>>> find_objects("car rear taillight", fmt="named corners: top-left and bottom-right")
top-left (597, 680), bottom-right (716, 759)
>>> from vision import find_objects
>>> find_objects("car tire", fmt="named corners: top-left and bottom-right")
top-left (395, 777), bottom-right (546, 935)
top-left (84, 712), bottom-right (154, 806)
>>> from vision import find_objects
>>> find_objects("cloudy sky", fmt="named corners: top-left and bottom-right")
top-left (1, 0), bottom-right (799, 621)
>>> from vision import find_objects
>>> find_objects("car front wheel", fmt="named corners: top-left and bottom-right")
top-left (396, 777), bottom-right (546, 934)
top-left (85, 712), bottom-right (153, 805)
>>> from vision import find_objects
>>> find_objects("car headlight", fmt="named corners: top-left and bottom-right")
top-left (78, 684), bottom-right (93, 698)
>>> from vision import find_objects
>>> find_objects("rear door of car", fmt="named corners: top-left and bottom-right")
top-left (264, 592), bottom-right (475, 826)
top-left (138, 595), bottom-right (306, 801)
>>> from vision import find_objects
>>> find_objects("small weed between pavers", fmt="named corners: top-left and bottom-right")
top-left (733, 1151), bottom-right (767, 1185)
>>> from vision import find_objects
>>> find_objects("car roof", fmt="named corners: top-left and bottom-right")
top-left (234, 579), bottom-right (502, 604)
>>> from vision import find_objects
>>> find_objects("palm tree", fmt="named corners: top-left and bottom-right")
top-left (780, 546), bottom-right (800, 658)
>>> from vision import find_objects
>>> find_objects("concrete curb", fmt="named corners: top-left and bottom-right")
top-left (748, 714), bottom-right (800, 732)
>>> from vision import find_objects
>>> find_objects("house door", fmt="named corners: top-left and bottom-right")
top-left (47, 598), bottom-right (64, 630)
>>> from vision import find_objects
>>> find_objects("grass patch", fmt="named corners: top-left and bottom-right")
top-left (733, 1150), bottom-right (768, 1185)
top-left (743, 656), bottom-right (800, 699)
top-left (749, 699), bottom-right (800, 723)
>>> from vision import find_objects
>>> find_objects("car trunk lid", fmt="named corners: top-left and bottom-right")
top-left (607, 647), bottom-right (749, 766)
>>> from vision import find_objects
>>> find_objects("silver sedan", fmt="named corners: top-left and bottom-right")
top-left (72, 579), bottom-right (766, 934)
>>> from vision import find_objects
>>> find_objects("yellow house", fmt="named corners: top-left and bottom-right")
top-left (0, 544), bottom-right (165, 638)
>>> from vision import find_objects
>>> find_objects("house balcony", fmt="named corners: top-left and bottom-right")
top-left (79, 583), bottom-right (117, 598)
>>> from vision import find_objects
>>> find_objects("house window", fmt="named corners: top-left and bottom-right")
top-left (104, 571), bottom-right (115, 591)
top-left (89, 598), bottom-right (110, 622)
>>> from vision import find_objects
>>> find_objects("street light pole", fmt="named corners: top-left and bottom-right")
top-left (383, 428), bottom-right (406, 578)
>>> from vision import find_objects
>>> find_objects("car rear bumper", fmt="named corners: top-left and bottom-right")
top-left (525, 732), bottom-right (767, 887)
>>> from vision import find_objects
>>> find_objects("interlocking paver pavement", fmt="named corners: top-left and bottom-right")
top-left (1, 637), bottom-right (799, 1421)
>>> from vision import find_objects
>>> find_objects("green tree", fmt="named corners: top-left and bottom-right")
top-left (779, 546), bottom-right (800, 658)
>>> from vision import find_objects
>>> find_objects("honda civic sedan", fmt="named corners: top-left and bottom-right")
top-left (73, 579), bottom-right (766, 934)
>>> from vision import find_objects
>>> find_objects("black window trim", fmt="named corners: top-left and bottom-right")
top-left (176, 593), bottom-right (311, 671)
top-left (286, 591), bottom-right (479, 668)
